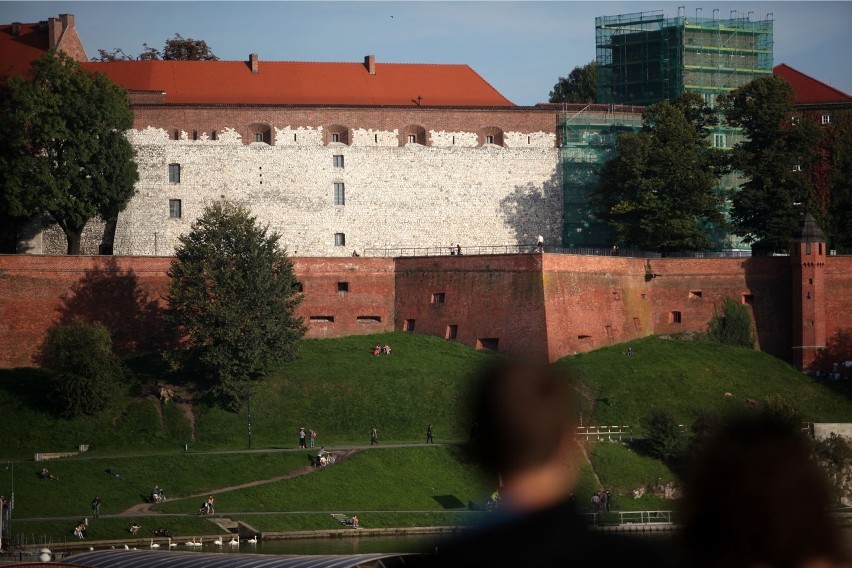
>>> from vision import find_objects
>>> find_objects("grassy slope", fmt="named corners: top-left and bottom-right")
top-left (556, 335), bottom-right (852, 429)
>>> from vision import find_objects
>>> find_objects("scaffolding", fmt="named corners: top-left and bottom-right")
top-left (596, 9), bottom-right (774, 106)
top-left (558, 104), bottom-right (643, 246)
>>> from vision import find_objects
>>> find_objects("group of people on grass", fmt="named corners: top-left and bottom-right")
top-left (591, 490), bottom-right (611, 514)
top-left (299, 426), bottom-right (319, 448)
top-left (373, 344), bottom-right (392, 356)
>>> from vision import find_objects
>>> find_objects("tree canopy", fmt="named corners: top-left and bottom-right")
top-left (0, 50), bottom-right (139, 254)
top-left (93, 33), bottom-right (219, 61)
top-left (549, 60), bottom-right (597, 104)
top-left (720, 76), bottom-right (820, 252)
top-left (165, 201), bottom-right (306, 411)
top-left (589, 95), bottom-right (725, 251)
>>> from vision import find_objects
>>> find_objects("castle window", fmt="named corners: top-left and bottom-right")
top-left (431, 292), bottom-right (445, 304)
top-left (446, 324), bottom-right (458, 340)
top-left (211, 130), bottom-right (217, 140)
top-left (476, 338), bottom-right (499, 351)
top-left (742, 294), bottom-right (754, 305)
top-left (334, 183), bottom-right (345, 205)
top-left (822, 114), bottom-right (832, 125)
top-left (334, 233), bottom-right (346, 246)
top-left (310, 316), bottom-right (334, 323)
top-left (168, 163), bottom-right (181, 183)
top-left (248, 123), bottom-right (272, 144)
top-left (331, 133), bottom-right (339, 142)
top-left (173, 129), bottom-right (179, 140)
top-left (479, 128), bottom-right (504, 147)
top-left (358, 315), bottom-right (382, 323)
top-left (404, 319), bottom-right (415, 332)
top-left (408, 134), bottom-right (416, 144)
top-left (169, 199), bottom-right (182, 219)
top-left (669, 311), bottom-right (682, 324)
top-left (337, 282), bottom-right (349, 293)
top-left (806, 243), bottom-right (812, 255)
top-left (333, 155), bottom-right (344, 168)
top-left (399, 125), bottom-right (426, 146)
top-left (689, 290), bottom-right (703, 299)
top-left (254, 133), bottom-right (263, 143)
top-left (485, 135), bottom-right (494, 144)
top-left (191, 130), bottom-right (198, 140)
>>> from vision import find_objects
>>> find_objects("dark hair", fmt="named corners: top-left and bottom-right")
top-left (469, 360), bottom-right (576, 476)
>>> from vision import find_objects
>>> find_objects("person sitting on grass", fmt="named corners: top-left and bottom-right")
top-left (73, 522), bottom-right (87, 539)
top-left (153, 528), bottom-right (171, 538)
top-left (38, 468), bottom-right (58, 480)
top-left (129, 523), bottom-right (141, 535)
top-left (151, 485), bottom-right (165, 503)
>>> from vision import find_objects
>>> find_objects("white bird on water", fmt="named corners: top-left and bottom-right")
top-left (213, 536), bottom-right (223, 546)
top-left (150, 539), bottom-right (160, 549)
top-left (245, 536), bottom-right (258, 544)
top-left (228, 537), bottom-right (239, 546)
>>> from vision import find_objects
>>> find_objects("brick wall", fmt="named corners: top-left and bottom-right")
top-left (2, 253), bottom-right (851, 369)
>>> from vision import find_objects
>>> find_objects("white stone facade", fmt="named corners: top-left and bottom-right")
top-left (109, 127), bottom-right (562, 257)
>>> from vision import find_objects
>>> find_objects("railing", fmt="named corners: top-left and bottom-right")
top-left (575, 425), bottom-right (632, 441)
top-left (361, 244), bottom-right (756, 259)
top-left (579, 510), bottom-right (676, 527)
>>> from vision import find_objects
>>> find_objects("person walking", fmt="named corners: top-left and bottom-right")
top-left (426, 424), bottom-right (434, 444)
top-left (91, 496), bottom-right (101, 519)
top-left (370, 425), bottom-right (378, 445)
top-left (299, 427), bottom-right (307, 448)
top-left (309, 429), bottom-right (317, 448)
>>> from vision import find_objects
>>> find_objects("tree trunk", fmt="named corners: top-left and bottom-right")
top-left (65, 229), bottom-right (83, 255)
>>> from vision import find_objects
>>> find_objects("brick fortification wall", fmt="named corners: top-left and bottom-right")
top-left (2, 254), bottom-right (850, 368)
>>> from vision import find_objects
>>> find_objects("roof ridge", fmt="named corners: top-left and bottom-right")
top-left (774, 63), bottom-right (852, 102)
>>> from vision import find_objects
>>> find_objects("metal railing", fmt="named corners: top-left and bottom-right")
top-left (580, 510), bottom-right (675, 526)
top-left (362, 244), bottom-right (756, 259)
top-left (575, 425), bottom-right (632, 441)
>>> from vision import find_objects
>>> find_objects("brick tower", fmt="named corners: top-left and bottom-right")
top-left (790, 212), bottom-right (827, 370)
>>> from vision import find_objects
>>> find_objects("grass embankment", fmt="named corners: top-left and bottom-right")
top-left (557, 335), bottom-right (852, 429)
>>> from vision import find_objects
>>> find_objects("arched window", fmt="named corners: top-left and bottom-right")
top-left (247, 122), bottom-right (273, 145)
top-left (479, 127), bottom-right (504, 147)
top-left (399, 125), bottom-right (427, 146)
top-left (326, 125), bottom-right (350, 146)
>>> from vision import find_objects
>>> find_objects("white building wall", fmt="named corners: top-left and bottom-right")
top-left (112, 127), bottom-right (562, 257)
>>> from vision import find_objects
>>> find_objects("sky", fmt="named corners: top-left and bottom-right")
top-left (3, 1), bottom-right (851, 106)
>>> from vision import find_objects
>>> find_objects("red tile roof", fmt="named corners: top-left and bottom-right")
top-left (0, 22), bottom-right (49, 79)
top-left (80, 59), bottom-right (515, 107)
top-left (773, 63), bottom-right (852, 106)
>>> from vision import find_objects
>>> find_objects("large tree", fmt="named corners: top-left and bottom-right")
top-left (93, 33), bottom-right (218, 62)
top-left (721, 76), bottom-right (820, 252)
top-left (0, 51), bottom-right (138, 254)
top-left (165, 201), bottom-right (306, 411)
top-left (549, 60), bottom-right (597, 104)
top-left (589, 96), bottom-right (725, 251)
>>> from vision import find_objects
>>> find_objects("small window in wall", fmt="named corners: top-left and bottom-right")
top-left (446, 324), bottom-right (458, 340)
top-left (806, 242), bottom-right (812, 255)
top-left (713, 134), bottom-right (726, 148)
top-left (357, 315), bottom-right (382, 323)
top-left (689, 290), bottom-right (703, 299)
top-left (333, 155), bottom-right (344, 168)
top-left (192, 130), bottom-right (198, 140)
top-left (334, 183), bottom-right (345, 206)
top-left (431, 292), bottom-right (445, 304)
top-left (331, 133), bottom-right (340, 143)
top-left (485, 135), bottom-right (494, 144)
top-left (169, 199), bottom-right (182, 219)
top-left (819, 243), bottom-right (823, 255)
top-left (792, 163), bottom-right (802, 172)
top-left (173, 129), bottom-right (179, 140)
top-left (168, 163), bottom-right (181, 183)
top-left (742, 294), bottom-right (754, 305)
top-left (669, 311), bottom-right (682, 324)
top-left (254, 132), bottom-right (264, 143)
top-left (334, 233), bottom-right (346, 246)
top-left (407, 134), bottom-right (416, 144)
top-left (310, 316), bottom-right (335, 323)
top-left (404, 319), bottom-right (415, 332)
top-left (211, 130), bottom-right (217, 141)
top-left (633, 317), bottom-right (642, 330)
top-left (338, 282), bottom-right (349, 293)
top-left (476, 338), bottom-right (499, 351)
top-left (808, 278), bottom-right (813, 285)
top-left (822, 114), bottom-right (832, 125)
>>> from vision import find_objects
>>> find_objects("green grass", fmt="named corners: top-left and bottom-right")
top-left (233, 512), bottom-right (487, 532)
top-left (557, 335), bottom-right (852, 429)
top-left (588, 441), bottom-right (679, 512)
top-left (10, 516), bottom-right (229, 546)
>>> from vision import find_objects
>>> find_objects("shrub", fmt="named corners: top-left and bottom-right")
top-left (708, 297), bottom-right (755, 348)
top-left (644, 410), bottom-right (688, 463)
top-left (40, 319), bottom-right (123, 417)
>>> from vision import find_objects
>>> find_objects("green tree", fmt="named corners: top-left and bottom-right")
top-left (822, 109), bottom-right (852, 253)
top-left (549, 60), bottom-right (597, 103)
top-left (590, 96), bottom-right (725, 251)
top-left (644, 410), bottom-right (687, 463)
top-left (0, 50), bottom-right (138, 254)
top-left (40, 319), bottom-right (123, 418)
top-left (165, 201), bottom-right (306, 411)
top-left (92, 33), bottom-right (218, 62)
top-left (708, 297), bottom-right (755, 348)
top-left (721, 76), bottom-right (821, 253)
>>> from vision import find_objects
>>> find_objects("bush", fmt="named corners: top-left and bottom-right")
top-left (644, 410), bottom-right (687, 463)
top-left (708, 297), bottom-right (755, 348)
top-left (40, 319), bottom-right (123, 417)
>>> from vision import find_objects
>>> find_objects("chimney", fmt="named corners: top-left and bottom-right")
top-left (47, 17), bottom-right (63, 50)
top-left (250, 53), bottom-right (259, 74)
top-left (364, 55), bottom-right (376, 76)
top-left (59, 14), bottom-right (75, 28)
top-left (11, 22), bottom-right (21, 37)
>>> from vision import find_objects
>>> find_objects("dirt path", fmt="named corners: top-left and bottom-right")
top-left (119, 449), bottom-right (361, 515)
top-left (578, 443), bottom-right (603, 488)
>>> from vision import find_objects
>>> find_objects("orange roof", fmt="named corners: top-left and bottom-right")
top-left (0, 22), bottom-right (49, 79)
top-left (774, 63), bottom-right (852, 106)
top-left (80, 59), bottom-right (515, 107)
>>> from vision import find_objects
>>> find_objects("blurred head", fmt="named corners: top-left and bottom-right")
top-left (469, 359), bottom-right (578, 479)
top-left (680, 413), bottom-right (846, 568)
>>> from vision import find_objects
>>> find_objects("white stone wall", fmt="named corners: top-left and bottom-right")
top-left (112, 127), bottom-right (562, 257)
